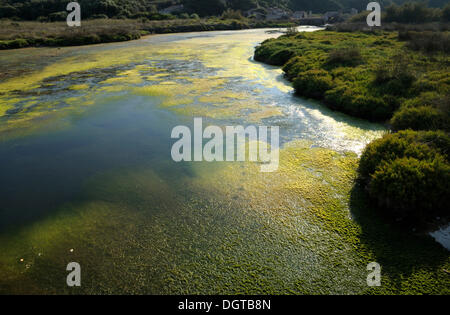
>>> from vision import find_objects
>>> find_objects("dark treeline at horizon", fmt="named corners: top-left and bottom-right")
top-left (0, 0), bottom-right (449, 21)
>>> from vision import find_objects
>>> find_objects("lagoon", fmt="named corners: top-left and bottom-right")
top-left (0, 28), bottom-right (447, 294)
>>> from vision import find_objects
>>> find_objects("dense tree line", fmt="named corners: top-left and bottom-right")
top-left (0, 0), bottom-right (174, 20)
top-left (1, 0), bottom-right (449, 21)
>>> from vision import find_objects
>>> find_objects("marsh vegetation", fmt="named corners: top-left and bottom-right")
top-left (254, 26), bottom-right (449, 228)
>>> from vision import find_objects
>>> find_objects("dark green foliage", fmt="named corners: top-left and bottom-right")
top-left (359, 130), bottom-right (450, 179)
top-left (47, 11), bottom-right (67, 22)
top-left (254, 36), bottom-right (301, 66)
top-left (266, 48), bottom-right (297, 66)
top-left (255, 30), bottom-right (449, 124)
top-left (227, 0), bottom-right (257, 12)
top-left (182, 0), bottom-right (225, 17)
top-left (403, 31), bottom-right (450, 53)
top-left (282, 56), bottom-right (309, 80)
top-left (391, 106), bottom-right (445, 131)
top-left (324, 47), bottom-right (363, 68)
top-left (323, 85), bottom-right (395, 121)
top-left (373, 54), bottom-right (416, 96)
top-left (289, 0), bottom-right (340, 12)
top-left (1, 0), bottom-right (450, 21)
top-left (255, 31), bottom-right (421, 121)
top-left (293, 69), bottom-right (334, 99)
top-left (220, 9), bottom-right (244, 20)
top-left (0, 38), bottom-right (28, 49)
top-left (358, 130), bottom-right (450, 223)
top-left (385, 2), bottom-right (442, 23)
top-left (443, 3), bottom-right (450, 22)
top-left (369, 155), bottom-right (449, 222)
top-left (390, 92), bottom-right (450, 131)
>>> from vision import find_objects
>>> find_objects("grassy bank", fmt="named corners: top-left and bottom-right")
top-left (254, 29), bottom-right (449, 122)
top-left (0, 18), bottom-right (295, 50)
top-left (254, 29), bottom-right (450, 228)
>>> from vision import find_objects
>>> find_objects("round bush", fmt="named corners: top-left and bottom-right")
top-left (391, 105), bottom-right (444, 131)
top-left (268, 49), bottom-right (296, 66)
top-left (369, 156), bottom-right (449, 222)
top-left (358, 130), bottom-right (450, 224)
top-left (358, 130), bottom-right (449, 179)
top-left (293, 69), bottom-right (334, 99)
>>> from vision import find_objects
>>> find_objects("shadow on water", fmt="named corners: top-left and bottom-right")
top-left (0, 96), bottom-right (197, 234)
top-left (349, 182), bottom-right (449, 289)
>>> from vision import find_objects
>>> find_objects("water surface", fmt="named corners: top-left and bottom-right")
top-left (0, 28), bottom-right (448, 294)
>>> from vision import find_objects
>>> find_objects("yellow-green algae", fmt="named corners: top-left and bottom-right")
top-left (0, 30), bottom-right (305, 138)
top-left (0, 140), bottom-right (448, 294)
top-left (1, 29), bottom-right (383, 147)
top-left (68, 84), bottom-right (90, 91)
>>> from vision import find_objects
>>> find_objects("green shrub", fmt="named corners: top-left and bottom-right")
top-left (324, 47), bottom-right (363, 68)
top-left (358, 130), bottom-right (450, 224)
top-left (369, 156), bottom-right (449, 222)
top-left (324, 85), bottom-right (394, 121)
top-left (443, 4), bottom-right (450, 22)
top-left (282, 55), bottom-right (318, 80)
top-left (402, 92), bottom-right (448, 108)
top-left (48, 11), bottom-right (67, 22)
top-left (254, 37), bottom-right (299, 66)
top-left (285, 26), bottom-right (298, 36)
top-left (221, 9), bottom-right (244, 20)
top-left (352, 94), bottom-right (393, 121)
top-left (324, 84), bottom-right (353, 108)
top-left (385, 2), bottom-right (440, 24)
top-left (268, 48), bottom-right (297, 66)
top-left (293, 69), bottom-right (334, 99)
top-left (358, 130), bottom-right (450, 180)
top-left (178, 13), bottom-right (190, 20)
top-left (393, 92), bottom-right (450, 131)
top-left (404, 31), bottom-right (450, 53)
top-left (0, 38), bottom-right (29, 49)
top-left (373, 55), bottom-right (416, 96)
top-left (391, 105), bottom-right (445, 131)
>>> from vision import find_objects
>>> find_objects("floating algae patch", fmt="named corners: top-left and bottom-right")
top-left (134, 85), bottom-right (174, 97)
top-left (160, 96), bottom-right (195, 108)
top-left (96, 85), bottom-right (128, 93)
top-left (100, 68), bottom-right (143, 85)
top-left (69, 84), bottom-right (90, 91)
top-left (0, 41), bottom-right (197, 137)
top-left (198, 91), bottom-right (249, 104)
top-left (247, 107), bottom-right (285, 122)
top-left (0, 97), bottom-right (19, 116)
top-left (1, 28), bottom-right (333, 141)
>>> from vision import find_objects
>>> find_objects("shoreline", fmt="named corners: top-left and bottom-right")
top-left (0, 18), bottom-right (298, 51)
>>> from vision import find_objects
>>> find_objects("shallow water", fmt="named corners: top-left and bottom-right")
top-left (430, 225), bottom-right (450, 251)
top-left (0, 28), bottom-right (448, 294)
